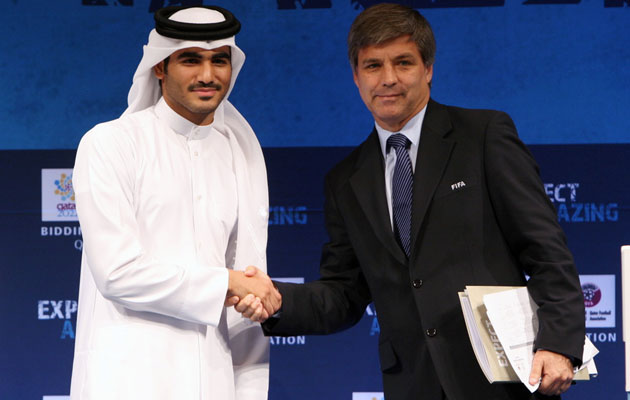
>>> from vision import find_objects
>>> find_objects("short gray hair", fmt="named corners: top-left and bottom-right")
top-left (347, 3), bottom-right (436, 70)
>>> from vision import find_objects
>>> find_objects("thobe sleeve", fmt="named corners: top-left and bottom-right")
top-left (73, 124), bottom-right (228, 327)
top-left (228, 309), bottom-right (269, 400)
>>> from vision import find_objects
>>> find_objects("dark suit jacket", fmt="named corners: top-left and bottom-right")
top-left (263, 100), bottom-right (585, 400)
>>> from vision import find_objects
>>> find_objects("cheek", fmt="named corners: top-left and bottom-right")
top-left (358, 87), bottom-right (373, 106)
top-left (171, 80), bottom-right (189, 97)
top-left (218, 68), bottom-right (232, 85)
top-left (408, 78), bottom-right (429, 94)
top-left (165, 74), bottom-right (187, 91)
top-left (356, 79), bottom-right (374, 100)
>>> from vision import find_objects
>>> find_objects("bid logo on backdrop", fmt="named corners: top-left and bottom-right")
top-left (352, 393), bottom-right (384, 400)
top-left (580, 274), bottom-right (615, 328)
top-left (42, 169), bottom-right (77, 222)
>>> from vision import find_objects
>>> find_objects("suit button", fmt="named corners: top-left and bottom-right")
top-left (426, 329), bottom-right (437, 337)
top-left (412, 279), bottom-right (423, 288)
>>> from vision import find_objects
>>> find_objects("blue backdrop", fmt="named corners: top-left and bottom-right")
top-left (1, 0), bottom-right (629, 149)
top-left (0, 1), bottom-right (628, 399)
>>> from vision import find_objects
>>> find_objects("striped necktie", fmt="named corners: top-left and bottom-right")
top-left (387, 133), bottom-right (413, 258)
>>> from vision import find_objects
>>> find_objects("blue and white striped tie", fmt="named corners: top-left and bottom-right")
top-left (387, 133), bottom-right (413, 258)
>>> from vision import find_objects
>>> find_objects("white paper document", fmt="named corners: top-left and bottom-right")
top-left (483, 287), bottom-right (540, 392)
top-left (483, 287), bottom-right (599, 393)
top-left (579, 336), bottom-right (599, 376)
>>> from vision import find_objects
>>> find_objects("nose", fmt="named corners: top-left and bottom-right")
top-left (381, 62), bottom-right (397, 87)
top-left (198, 61), bottom-right (214, 83)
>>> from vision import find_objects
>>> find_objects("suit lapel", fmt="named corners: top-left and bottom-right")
top-left (410, 100), bottom-right (455, 259)
top-left (349, 130), bottom-right (407, 265)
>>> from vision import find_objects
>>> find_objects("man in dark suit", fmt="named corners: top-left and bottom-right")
top-left (237, 3), bottom-right (585, 399)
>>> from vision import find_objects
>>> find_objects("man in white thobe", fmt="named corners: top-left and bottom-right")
top-left (70, 6), bottom-right (279, 399)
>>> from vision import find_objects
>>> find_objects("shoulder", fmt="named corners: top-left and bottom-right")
top-left (430, 100), bottom-right (513, 130)
top-left (426, 100), bottom-right (520, 151)
top-left (78, 108), bottom-right (155, 152)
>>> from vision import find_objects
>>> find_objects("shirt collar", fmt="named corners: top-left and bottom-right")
top-left (154, 97), bottom-right (223, 140)
top-left (375, 104), bottom-right (427, 156)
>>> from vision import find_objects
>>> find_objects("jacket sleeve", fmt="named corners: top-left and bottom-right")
top-left (73, 124), bottom-right (228, 327)
top-left (263, 174), bottom-right (372, 336)
top-left (483, 111), bottom-right (585, 363)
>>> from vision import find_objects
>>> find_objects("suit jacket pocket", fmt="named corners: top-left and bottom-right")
top-left (378, 339), bottom-right (399, 372)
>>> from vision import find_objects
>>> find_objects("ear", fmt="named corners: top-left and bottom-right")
top-left (153, 62), bottom-right (165, 80)
top-left (352, 66), bottom-right (359, 88)
top-left (425, 64), bottom-right (434, 85)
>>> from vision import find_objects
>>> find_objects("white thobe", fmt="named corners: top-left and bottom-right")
top-left (70, 98), bottom-right (269, 400)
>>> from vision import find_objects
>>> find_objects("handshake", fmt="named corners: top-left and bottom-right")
top-left (225, 266), bottom-right (282, 323)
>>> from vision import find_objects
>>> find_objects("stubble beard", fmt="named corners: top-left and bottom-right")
top-left (186, 83), bottom-right (228, 115)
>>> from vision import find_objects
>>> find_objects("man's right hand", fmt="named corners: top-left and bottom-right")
top-left (227, 266), bottom-right (281, 320)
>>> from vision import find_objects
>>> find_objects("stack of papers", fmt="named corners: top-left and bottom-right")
top-left (459, 286), bottom-right (598, 392)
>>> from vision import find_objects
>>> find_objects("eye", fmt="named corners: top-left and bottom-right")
top-left (212, 57), bottom-right (230, 65)
top-left (182, 58), bottom-right (200, 64)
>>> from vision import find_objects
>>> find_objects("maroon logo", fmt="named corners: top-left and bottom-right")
top-left (582, 283), bottom-right (602, 308)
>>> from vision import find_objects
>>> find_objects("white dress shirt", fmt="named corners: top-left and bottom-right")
top-left (375, 106), bottom-right (427, 229)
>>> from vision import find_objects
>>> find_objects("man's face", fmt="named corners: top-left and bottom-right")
top-left (154, 46), bottom-right (232, 126)
top-left (353, 35), bottom-right (433, 132)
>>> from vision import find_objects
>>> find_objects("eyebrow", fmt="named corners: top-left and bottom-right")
top-left (176, 52), bottom-right (202, 60)
top-left (212, 52), bottom-right (231, 61)
top-left (361, 57), bottom-right (382, 66)
top-left (175, 51), bottom-right (231, 59)
top-left (361, 52), bottom-right (417, 66)
top-left (393, 53), bottom-right (416, 61)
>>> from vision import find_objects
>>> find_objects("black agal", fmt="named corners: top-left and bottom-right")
top-left (154, 6), bottom-right (241, 41)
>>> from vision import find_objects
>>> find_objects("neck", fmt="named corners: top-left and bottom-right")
top-left (162, 96), bottom-right (215, 126)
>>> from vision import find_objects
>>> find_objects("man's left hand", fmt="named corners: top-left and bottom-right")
top-left (529, 349), bottom-right (574, 396)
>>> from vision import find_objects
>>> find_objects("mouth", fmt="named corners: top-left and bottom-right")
top-left (190, 84), bottom-right (222, 98)
top-left (193, 88), bottom-right (218, 97)
top-left (375, 93), bottom-right (402, 102)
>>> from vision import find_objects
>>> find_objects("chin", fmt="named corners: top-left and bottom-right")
top-left (376, 113), bottom-right (403, 123)
top-left (189, 103), bottom-right (219, 114)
